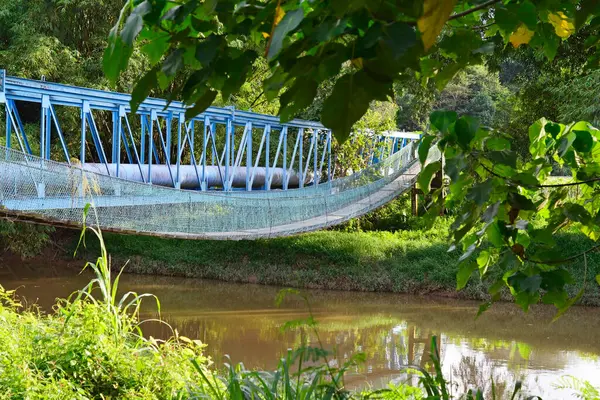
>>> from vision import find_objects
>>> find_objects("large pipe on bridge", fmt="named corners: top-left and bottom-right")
top-left (82, 164), bottom-right (312, 189)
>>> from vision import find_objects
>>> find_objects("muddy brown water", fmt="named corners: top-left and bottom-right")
top-left (1, 268), bottom-right (599, 399)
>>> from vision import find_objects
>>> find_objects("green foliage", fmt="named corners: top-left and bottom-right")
top-left (420, 111), bottom-right (600, 314)
top-left (0, 219), bottom-right (211, 398)
top-left (104, 0), bottom-right (597, 143)
top-left (0, 219), bottom-right (54, 259)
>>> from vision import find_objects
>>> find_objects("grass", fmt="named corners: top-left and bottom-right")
top-left (75, 216), bottom-right (600, 306)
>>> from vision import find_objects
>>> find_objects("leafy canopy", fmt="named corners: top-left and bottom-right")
top-left (104, 0), bottom-right (600, 142)
top-left (419, 113), bottom-right (600, 315)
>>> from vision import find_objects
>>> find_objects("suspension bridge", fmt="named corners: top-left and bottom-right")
top-left (0, 70), bottom-right (436, 239)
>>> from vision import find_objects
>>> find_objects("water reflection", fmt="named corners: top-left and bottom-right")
top-left (2, 272), bottom-right (600, 398)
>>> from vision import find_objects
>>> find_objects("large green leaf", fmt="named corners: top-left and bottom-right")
top-left (321, 72), bottom-right (392, 143)
top-left (573, 130), bottom-right (594, 153)
top-left (430, 110), bottom-right (457, 133)
top-left (267, 8), bottom-right (304, 60)
top-left (121, 1), bottom-right (151, 46)
top-left (467, 180), bottom-right (493, 206)
top-left (418, 135), bottom-right (435, 165)
top-left (457, 262), bottom-right (477, 290)
top-left (279, 78), bottom-right (318, 122)
top-left (130, 67), bottom-right (158, 114)
top-left (455, 116), bottom-right (480, 149)
top-left (185, 88), bottom-right (218, 119)
top-left (104, 27), bottom-right (133, 85)
top-left (417, 161), bottom-right (442, 194)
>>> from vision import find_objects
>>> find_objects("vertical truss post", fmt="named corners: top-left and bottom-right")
top-left (298, 128), bottom-right (304, 189)
top-left (210, 121), bottom-right (216, 166)
top-left (5, 103), bottom-right (10, 150)
top-left (116, 107), bottom-right (126, 177)
top-left (148, 110), bottom-right (157, 184)
top-left (225, 119), bottom-right (232, 191)
top-left (189, 120), bottom-right (195, 165)
top-left (80, 102), bottom-right (87, 164)
top-left (41, 95), bottom-right (51, 160)
top-left (140, 114), bottom-right (146, 164)
top-left (176, 113), bottom-right (183, 189)
top-left (246, 122), bottom-right (253, 191)
top-left (2, 72), bottom-right (9, 151)
top-left (231, 124), bottom-right (235, 169)
top-left (327, 130), bottom-right (332, 184)
top-left (111, 110), bottom-right (118, 163)
top-left (202, 116), bottom-right (209, 190)
top-left (0, 70), bottom-right (5, 153)
top-left (282, 126), bottom-right (288, 191)
top-left (313, 129), bottom-right (318, 187)
top-left (265, 124), bottom-right (271, 190)
top-left (166, 111), bottom-right (172, 166)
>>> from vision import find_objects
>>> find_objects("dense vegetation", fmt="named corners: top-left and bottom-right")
top-left (4, 0), bottom-right (600, 397)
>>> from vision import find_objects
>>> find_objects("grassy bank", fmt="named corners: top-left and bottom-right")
top-left (74, 219), bottom-right (600, 306)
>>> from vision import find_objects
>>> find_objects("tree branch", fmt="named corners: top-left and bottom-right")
top-left (537, 177), bottom-right (600, 188)
top-left (448, 0), bottom-right (501, 21)
top-left (525, 243), bottom-right (600, 265)
top-left (481, 163), bottom-right (600, 189)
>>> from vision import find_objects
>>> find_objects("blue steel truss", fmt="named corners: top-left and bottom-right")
top-left (0, 70), bottom-right (417, 192)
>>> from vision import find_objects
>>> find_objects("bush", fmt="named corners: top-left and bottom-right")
top-left (0, 219), bottom-right (54, 259)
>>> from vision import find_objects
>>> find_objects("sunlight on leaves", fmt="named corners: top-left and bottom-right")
top-left (510, 24), bottom-right (535, 48)
top-left (548, 12), bottom-right (576, 38)
top-left (417, 0), bottom-right (458, 51)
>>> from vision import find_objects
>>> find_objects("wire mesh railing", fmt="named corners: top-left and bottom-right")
top-left (0, 143), bottom-right (440, 239)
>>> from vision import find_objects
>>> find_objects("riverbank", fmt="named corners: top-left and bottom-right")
top-left (9, 220), bottom-right (600, 306)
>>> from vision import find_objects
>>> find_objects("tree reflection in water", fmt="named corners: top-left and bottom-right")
top-left (4, 273), bottom-right (600, 397)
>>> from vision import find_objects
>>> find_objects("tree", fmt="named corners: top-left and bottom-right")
top-left (103, 0), bottom-right (600, 313)
top-left (104, 0), bottom-right (600, 143)
top-left (418, 112), bottom-right (600, 315)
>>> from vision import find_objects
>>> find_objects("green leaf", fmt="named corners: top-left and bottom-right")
top-left (444, 154), bottom-right (466, 181)
top-left (104, 27), bottom-right (133, 85)
top-left (477, 301), bottom-right (493, 317)
top-left (508, 192), bottom-right (536, 211)
top-left (429, 110), bottom-right (457, 133)
top-left (563, 203), bottom-right (592, 224)
top-left (457, 262), bottom-right (477, 290)
top-left (141, 31), bottom-right (170, 65)
top-left (322, 71), bottom-right (392, 143)
top-left (121, 1), bottom-right (152, 46)
top-left (279, 78), bottom-right (318, 122)
top-left (486, 222), bottom-right (505, 247)
top-left (418, 135), bottom-right (435, 164)
top-left (573, 130), bottom-right (594, 153)
top-left (482, 202), bottom-right (500, 223)
top-left (596, 274), bottom-right (600, 286)
top-left (517, 0), bottom-right (537, 30)
top-left (476, 250), bottom-right (491, 275)
top-left (130, 67), bottom-right (159, 114)
top-left (195, 35), bottom-right (222, 67)
top-left (268, 8), bottom-right (304, 60)
top-left (488, 150), bottom-right (517, 169)
top-left (162, 48), bottom-right (184, 76)
top-left (417, 161), bottom-right (441, 194)
top-left (467, 180), bottom-right (493, 206)
top-left (486, 137), bottom-right (511, 151)
top-left (185, 89), bottom-right (218, 119)
top-left (455, 116), bottom-right (480, 149)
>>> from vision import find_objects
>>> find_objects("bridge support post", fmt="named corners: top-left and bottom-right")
top-left (36, 183), bottom-right (45, 199)
top-left (282, 127), bottom-right (288, 191)
top-left (41, 95), bottom-right (51, 160)
top-left (411, 186), bottom-right (419, 216)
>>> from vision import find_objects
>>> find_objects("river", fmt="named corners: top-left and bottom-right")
top-left (1, 270), bottom-right (599, 399)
